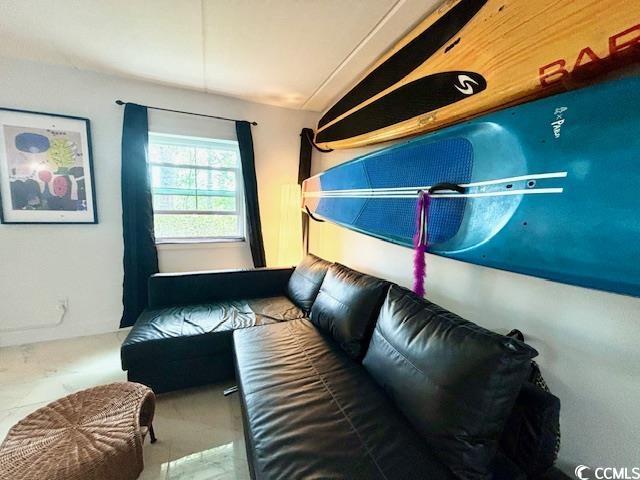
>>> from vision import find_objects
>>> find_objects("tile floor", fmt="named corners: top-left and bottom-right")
top-left (0, 331), bottom-right (250, 479)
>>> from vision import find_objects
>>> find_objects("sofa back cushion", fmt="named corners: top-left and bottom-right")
top-left (310, 264), bottom-right (390, 360)
top-left (363, 285), bottom-right (538, 480)
top-left (286, 254), bottom-right (331, 314)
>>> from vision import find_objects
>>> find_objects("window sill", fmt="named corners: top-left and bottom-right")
top-left (155, 238), bottom-right (246, 250)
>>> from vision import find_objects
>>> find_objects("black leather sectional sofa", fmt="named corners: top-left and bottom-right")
top-left (121, 254), bottom-right (565, 480)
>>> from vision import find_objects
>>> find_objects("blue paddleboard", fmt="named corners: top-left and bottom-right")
top-left (303, 77), bottom-right (640, 297)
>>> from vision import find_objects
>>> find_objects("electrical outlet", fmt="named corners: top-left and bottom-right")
top-left (57, 297), bottom-right (69, 310)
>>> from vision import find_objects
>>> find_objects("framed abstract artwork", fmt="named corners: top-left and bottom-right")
top-left (0, 108), bottom-right (97, 224)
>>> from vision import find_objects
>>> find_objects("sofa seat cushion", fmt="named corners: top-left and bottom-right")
top-left (310, 263), bottom-right (390, 360)
top-left (246, 297), bottom-right (305, 322)
top-left (234, 319), bottom-right (455, 480)
top-left (363, 285), bottom-right (538, 480)
top-left (121, 296), bottom-right (303, 370)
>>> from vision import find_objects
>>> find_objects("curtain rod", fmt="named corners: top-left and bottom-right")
top-left (114, 100), bottom-right (258, 126)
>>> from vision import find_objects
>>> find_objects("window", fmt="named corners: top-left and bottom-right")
top-left (148, 133), bottom-right (245, 242)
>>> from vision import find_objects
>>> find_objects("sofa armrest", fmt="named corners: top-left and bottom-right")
top-left (148, 267), bottom-right (295, 308)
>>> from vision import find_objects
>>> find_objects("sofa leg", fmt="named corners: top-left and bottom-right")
top-left (223, 385), bottom-right (238, 396)
top-left (149, 423), bottom-right (157, 443)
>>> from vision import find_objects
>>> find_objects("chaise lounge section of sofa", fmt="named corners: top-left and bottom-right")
top-left (120, 255), bottom-right (330, 393)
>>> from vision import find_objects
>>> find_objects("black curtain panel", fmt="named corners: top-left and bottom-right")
top-left (236, 121), bottom-right (266, 268)
top-left (120, 103), bottom-right (159, 328)
top-left (298, 128), bottom-right (314, 253)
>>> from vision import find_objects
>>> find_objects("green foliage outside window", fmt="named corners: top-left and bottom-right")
top-left (148, 133), bottom-right (243, 240)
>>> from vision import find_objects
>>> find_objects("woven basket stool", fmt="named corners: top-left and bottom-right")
top-left (0, 382), bottom-right (156, 480)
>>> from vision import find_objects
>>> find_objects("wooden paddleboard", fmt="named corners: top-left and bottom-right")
top-left (304, 77), bottom-right (640, 297)
top-left (315, 0), bottom-right (640, 149)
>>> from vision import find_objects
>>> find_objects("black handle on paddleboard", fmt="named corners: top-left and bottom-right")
top-left (428, 182), bottom-right (465, 194)
top-left (303, 129), bottom-right (333, 153)
top-left (305, 206), bottom-right (325, 222)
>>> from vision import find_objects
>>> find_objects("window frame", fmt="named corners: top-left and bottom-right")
top-left (147, 132), bottom-right (246, 244)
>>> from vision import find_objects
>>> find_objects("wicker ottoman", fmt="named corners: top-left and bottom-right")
top-left (0, 382), bottom-right (156, 480)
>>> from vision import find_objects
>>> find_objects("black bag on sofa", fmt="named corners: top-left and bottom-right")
top-left (500, 330), bottom-right (561, 478)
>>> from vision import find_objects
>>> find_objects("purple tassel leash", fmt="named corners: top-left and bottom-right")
top-left (413, 190), bottom-right (430, 297)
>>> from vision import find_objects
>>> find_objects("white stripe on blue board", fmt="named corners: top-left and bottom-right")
top-left (304, 171), bottom-right (568, 197)
top-left (304, 188), bottom-right (564, 200)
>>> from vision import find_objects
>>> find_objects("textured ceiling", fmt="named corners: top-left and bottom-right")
top-left (0, 0), bottom-right (440, 110)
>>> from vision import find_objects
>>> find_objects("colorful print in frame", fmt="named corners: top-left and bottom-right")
top-left (0, 108), bottom-right (97, 224)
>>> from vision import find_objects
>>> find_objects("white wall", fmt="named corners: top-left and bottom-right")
top-left (310, 146), bottom-right (640, 475)
top-left (0, 56), bottom-right (317, 347)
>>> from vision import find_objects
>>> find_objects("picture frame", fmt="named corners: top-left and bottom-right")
top-left (0, 108), bottom-right (97, 224)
